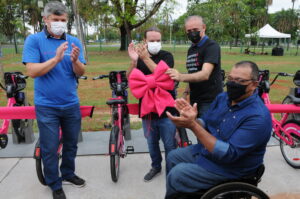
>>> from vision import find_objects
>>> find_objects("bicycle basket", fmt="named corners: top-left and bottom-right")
top-left (109, 71), bottom-right (128, 92)
top-left (4, 72), bottom-right (26, 93)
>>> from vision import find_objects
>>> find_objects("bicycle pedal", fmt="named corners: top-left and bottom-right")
top-left (126, 146), bottom-right (134, 154)
top-left (104, 123), bottom-right (112, 129)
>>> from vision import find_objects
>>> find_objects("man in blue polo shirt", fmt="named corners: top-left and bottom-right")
top-left (22, 1), bottom-right (85, 199)
top-left (165, 61), bottom-right (272, 198)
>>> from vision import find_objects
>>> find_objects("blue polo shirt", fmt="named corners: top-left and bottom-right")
top-left (194, 91), bottom-right (272, 178)
top-left (22, 29), bottom-right (86, 107)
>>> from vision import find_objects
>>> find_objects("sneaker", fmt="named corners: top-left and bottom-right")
top-left (52, 188), bottom-right (66, 199)
top-left (63, 175), bottom-right (86, 187)
top-left (144, 168), bottom-right (161, 182)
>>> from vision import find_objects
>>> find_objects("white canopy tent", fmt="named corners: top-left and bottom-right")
top-left (245, 24), bottom-right (291, 55)
top-left (245, 24), bottom-right (291, 39)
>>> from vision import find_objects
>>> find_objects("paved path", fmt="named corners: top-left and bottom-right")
top-left (1, 146), bottom-right (300, 199)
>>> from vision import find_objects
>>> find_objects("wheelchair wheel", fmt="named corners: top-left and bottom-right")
top-left (109, 126), bottom-right (120, 182)
top-left (201, 182), bottom-right (269, 199)
top-left (280, 119), bottom-right (300, 169)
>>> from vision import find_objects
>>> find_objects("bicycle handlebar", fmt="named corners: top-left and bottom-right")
top-left (92, 75), bottom-right (109, 80)
top-left (277, 72), bottom-right (294, 77)
top-left (0, 74), bottom-right (28, 91)
top-left (13, 74), bottom-right (28, 79)
top-left (78, 76), bottom-right (88, 80)
top-left (269, 72), bottom-right (294, 86)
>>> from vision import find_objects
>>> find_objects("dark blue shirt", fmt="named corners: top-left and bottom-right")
top-left (193, 91), bottom-right (272, 178)
top-left (22, 29), bottom-right (86, 107)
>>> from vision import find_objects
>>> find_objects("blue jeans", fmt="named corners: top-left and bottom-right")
top-left (36, 104), bottom-right (81, 191)
top-left (165, 145), bottom-right (229, 197)
top-left (142, 117), bottom-right (176, 174)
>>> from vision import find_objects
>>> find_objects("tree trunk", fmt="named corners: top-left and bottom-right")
top-left (120, 25), bottom-right (131, 51)
top-left (0, 43), bottom-right (4, 86)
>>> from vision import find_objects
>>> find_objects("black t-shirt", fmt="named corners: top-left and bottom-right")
top-left (186, 37), bottom-right (223, 105)
top-left (137, 50), bottom-right (178, 119)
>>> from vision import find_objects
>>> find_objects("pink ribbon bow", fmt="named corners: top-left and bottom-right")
top-left (129, 60), bottom-right (175, 117)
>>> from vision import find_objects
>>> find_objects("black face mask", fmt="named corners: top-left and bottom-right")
top-left (226, 81), bottom-right (248, 101)
top-left (187, 31), bottom-right (201, 44)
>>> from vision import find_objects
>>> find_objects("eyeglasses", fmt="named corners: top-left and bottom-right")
top-left (226, 76), bottom-right (254, 84)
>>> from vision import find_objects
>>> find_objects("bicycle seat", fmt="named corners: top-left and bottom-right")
top-left (289, 95), bottom-right (300, 104)
top-left (106, 98), bottom-right (126, 105)
top-left (293, 70), bottom-right (300, 87)
top-left (169, 164), bottom-right (265, 199)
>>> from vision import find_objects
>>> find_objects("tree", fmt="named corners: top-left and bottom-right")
top-left (269, 9), bottom-right (300, 39)
top-left (223, 0), bottom-right (249, 46)
top-left (109, 0), bottom-right (166, 50)
top-left (0, 0), bottom-right (21, 42)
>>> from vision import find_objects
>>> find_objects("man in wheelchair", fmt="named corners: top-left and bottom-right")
top-left (165, 61), bottom-right (272, 198)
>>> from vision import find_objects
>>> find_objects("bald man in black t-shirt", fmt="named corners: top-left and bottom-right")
top-left (166, 15), bottom-right (223, 118)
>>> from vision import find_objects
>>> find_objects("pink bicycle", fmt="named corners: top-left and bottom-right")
top-left (258, 70), bottom-right (300, 168)
top-left (0, 72), bottom-right (32, 149)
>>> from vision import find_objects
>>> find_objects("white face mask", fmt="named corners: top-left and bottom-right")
top-left (147, 42), bottom-right (161, 55)
top-left (50, 21), bottom-right (67, 36)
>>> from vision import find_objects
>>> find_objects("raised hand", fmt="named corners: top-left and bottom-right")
top-left (70, 43), bottom-right (80, 63)
top-left (166, 98), bottom-right (198, 129)
top-left (136, 43), bottom-right (150, 60)
top-left (128, 42), bottom-right (138, 61)
top-left (55, 41), bottom-right (68, 62)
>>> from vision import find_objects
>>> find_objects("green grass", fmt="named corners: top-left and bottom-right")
top-left (0, 45), bottom-right (299, 131)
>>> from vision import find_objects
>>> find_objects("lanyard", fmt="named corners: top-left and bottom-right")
top-left (197, 36), bottom-right (208, 47)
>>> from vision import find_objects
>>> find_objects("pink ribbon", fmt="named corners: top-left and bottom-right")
top-left (0, 106), bottom-right (94, 119)
top-left (129, 60), bottom-right (175, 117)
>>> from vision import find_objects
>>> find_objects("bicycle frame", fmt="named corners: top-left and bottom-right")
top-left (109, 72), bottom-right (126, 157)
top-left (259, 71), bottom-right (300, 147)
top-left (261, 92), bottom-right (300, 145)
top-left (0, 97), bottom-right (16, 136)
top-left (0, 72), bottom-right (30, 148)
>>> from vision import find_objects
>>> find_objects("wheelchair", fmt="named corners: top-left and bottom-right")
top-left (168, 164), bottom-right (269, 199)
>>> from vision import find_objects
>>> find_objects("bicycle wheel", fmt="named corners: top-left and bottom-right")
top-left (201, 182), bottom-right (269, 199)
top-left (109, 126), bottom-right (120, 182)
top-left (34, 139), bottom-right (46, 185)
top-left (280, 119), bottom-right (300, 169)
